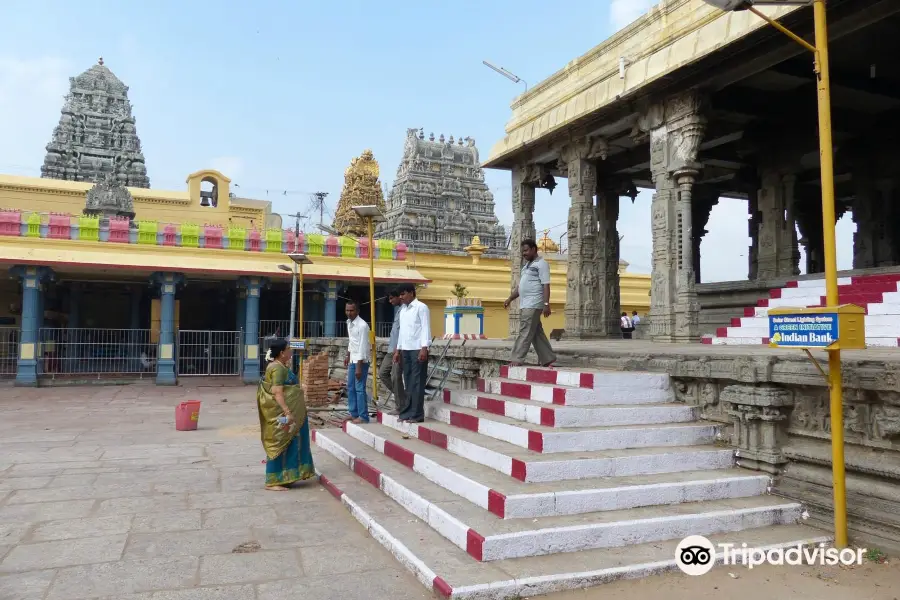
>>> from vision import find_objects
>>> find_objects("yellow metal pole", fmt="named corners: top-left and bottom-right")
top-left (812, 0), bottom-right (847, 548)
top-left (298, 264), bottom-right (305, 381)
top-left (368, 217), bottom-right (378, 407)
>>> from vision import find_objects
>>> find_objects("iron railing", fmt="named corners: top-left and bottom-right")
top-left (37, 328), bottom-right (155, 379)
top-left (375, 321), bottom-right (393, 339)
top-left (176, 330), bottom-right (242, 376)
top-left (0, 327), bottom-right (18, 378)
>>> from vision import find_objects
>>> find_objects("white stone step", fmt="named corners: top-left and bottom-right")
top-left (314, 448), bottom-right (830, 599)
top-left (379, 412), bottom-right (729, 481)
top-left (766, 296), bottom-right (824, 309)
top-left (424, 401), bottom-right (718, 454)
top-left (313, 429), bottom-right (804, 562)
top-left (864, 337), bottom-right (900, 347)
top-left (499, 366), bottom-right (672, 404)
top-left (706, 336), bottom-right (766, 345)
top-left (343, 421), bottom-right (769, 519)
top-left (780, 286), bottom-right (827, 299)
top-left (479, 376), bottom-right (671, 405)
top-left (724, 326), bottom-right (769, 337)
top-left (867, 302), bottom-right (900, 315)
top-left (445, 389), bottom-right (697, 428)
top-left (795, 277), bottom-right (851, 288)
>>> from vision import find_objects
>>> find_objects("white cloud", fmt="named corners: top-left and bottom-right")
top-left (0, 56), bottom-right (71, 177)
top-left (610, 0), bottom-right (656, 30)
top-left (209, 156), bottom-right (245, 182)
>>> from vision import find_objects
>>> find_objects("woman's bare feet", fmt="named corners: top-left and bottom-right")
top-left (265, 485), bottom-right (289, 491)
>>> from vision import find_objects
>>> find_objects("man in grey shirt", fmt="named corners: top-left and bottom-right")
top-left (503, 238), bottom-right (557, 367)
top-left (378, 288), bottom-right (406, 413)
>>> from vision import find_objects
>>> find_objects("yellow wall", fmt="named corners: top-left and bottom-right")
top-left (0, 169), bottom-right (651, 338)
top-left (413, 252), bottom-right (649, 339)
top-left (0, 170), bottom-right (269, 229)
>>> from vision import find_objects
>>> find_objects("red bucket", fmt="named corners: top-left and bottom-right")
top-left (175, 400), bottom-right (202, 431)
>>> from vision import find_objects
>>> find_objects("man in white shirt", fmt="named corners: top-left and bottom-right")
top-left (344, 300), bottom-right (372, 424)
top-left (393, 283), bottom-right (431, 424)
top-left (620, 312), bottom-right (634, 340)
top-left (504, 239), bottom-right (557, 367)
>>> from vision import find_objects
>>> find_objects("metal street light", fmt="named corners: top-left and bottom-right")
top-left (284, 253), bottom-right (312, 377)
top-left (351, 205), bottom-right (385, 410)
top-left (700, 0), bottom-right (846, 548)
top-left (482, 60), bottom-right (528, 92)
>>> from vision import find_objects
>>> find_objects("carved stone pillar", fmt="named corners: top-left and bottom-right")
top-left (721, 384), bottom-right (793, 475)
top-left (755, 167), bottom-right (801, 280)
top-left (854, 177), bottom-right (897, 269)
top-left (508, 165), bottom-right (536, 337)
top-left (562, 144), bottom-right (601, 338)
top-left (643, 91), bottom-right (706, 342)
top-left (596, 183), bottom-right (620, 336)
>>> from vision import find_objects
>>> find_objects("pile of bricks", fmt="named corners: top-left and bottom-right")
top-left (302, 352), bottom-right (331, 407)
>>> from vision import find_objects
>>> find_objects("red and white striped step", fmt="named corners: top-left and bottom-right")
top-left (313, 428), bottom-right (802, 562)
top-left (499, 365), bottom-right (672, 403)
top-left (379, 412), bottom-right (728, 482)
top-left (447, 389), bottom-right (695, 427)
top-left (425, 401), bottom-right (715, 454)
top-left (703, 272), bottom-right (900, 346)
top-left (342, 420), bottom-right (769, 519)
top-left (477, 377), bottom-right (669, 406)
top-left (314, 449), bottom-right (828, 600)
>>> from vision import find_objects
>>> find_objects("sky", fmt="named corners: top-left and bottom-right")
top-left (0, 0), bottom-right (855, 281)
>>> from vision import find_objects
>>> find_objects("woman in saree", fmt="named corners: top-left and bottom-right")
top-left (257, 339), bottom-right (315, 491)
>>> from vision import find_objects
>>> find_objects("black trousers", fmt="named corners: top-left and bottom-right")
top-left (399, 350), bottom-right (428, 421)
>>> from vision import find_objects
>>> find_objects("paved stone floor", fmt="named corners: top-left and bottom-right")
top-left (0, 382), bottom-right (430, 600)
top-left (2, 381), bottom-right (897, 600)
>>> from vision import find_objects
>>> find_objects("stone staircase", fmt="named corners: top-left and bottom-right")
top-left (703, 273), bottom-right (900, 347)
top-left (312, 365), bottom-right (829, 598)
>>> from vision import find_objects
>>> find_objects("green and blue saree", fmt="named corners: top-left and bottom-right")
top-left (257, 360), bottom-right (315, 486)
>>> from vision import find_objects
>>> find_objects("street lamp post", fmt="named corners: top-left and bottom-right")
top-left (352, 205), bottom-right (386, 410)
top-left (279, 253), bottom-right (313, 378)
top-left (700, 0), bottom-right (846, 547)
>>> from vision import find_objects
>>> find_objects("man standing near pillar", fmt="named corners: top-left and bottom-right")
top-left (395, 283), bottom-right (430, 424)
top-left (378, 288), bottom-right (406, 415)
top-left (504, 239), bottom-right (556, 367)
top-left (344, 300), bottom-right (371, 424)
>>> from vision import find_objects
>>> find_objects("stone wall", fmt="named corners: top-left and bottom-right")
top-left (305, 337), bottom-right (900, 553)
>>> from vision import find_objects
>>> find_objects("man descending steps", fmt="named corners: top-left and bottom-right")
top-left (504, 238), bottom-right (557, 367)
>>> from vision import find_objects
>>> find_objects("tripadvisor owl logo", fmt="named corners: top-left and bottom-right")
top-left (676, 535), bottom-right (716, 576)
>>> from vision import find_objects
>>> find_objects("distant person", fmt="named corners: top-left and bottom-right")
top-left (632, 311), bottom-right (641, 327)
top-left (378, 288), bottom-right (406, 415)
top-left (504, 239), bottom-right (557, 367)
top-left (344, 300), bottom-right (371, 424)
top-left (620, 312), bottom-right (634, 339)
top-left (256, 338), bottom-right (314, 491)
top-left (394, 283), bottom-right (431, 424)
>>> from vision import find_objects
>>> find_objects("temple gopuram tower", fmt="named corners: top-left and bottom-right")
top-left (332, 149), bottom-right (387, 237)
top-left (377, 129), bottom-right (506, 254)
top-left (41, 57), bottom-right (150, 188)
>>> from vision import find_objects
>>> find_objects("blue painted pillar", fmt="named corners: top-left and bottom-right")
top-left (239, 276), bottom-right (267, 383)
top-left (12, 266), bottom-right (53, 386)
top-left (324, 280), bottom-right (338, 337)
top-left (151, 272), bottom-right (183, 385)
top-left (236, 290), bottom-right (247, 344)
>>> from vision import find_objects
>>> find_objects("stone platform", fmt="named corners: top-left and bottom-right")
top-left (308, 336), bottom-right (900, 570)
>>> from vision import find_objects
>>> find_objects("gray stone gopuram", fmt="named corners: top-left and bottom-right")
top-left (377, 129), bottom-right (506, 254)
top-left (41, 57), bottom-right (150, 188)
